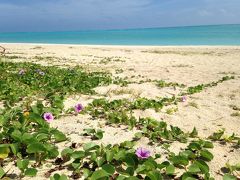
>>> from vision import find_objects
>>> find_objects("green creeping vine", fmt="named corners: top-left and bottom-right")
top-left (0, 102), bottom-right (66, 166)
top-left (208, 129), bottom-right (240, 146)
top-left (86, 96), bottom-right (177, 116)
top-left (0, 60), bottom-right (112, 105)
top-left (183, 76), bottom-right (234, 95)
top-left (50, 139), bottom-right (214, 180)
top-left (0, 58), bottom-right (238, 179)
top-left (81, 128), bottom-right (104, 140)
top-left (155, 80), bottom-right (186, 88)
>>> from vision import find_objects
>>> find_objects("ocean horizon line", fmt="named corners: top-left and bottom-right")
top-left (0, 23), bottom-right (239, 34)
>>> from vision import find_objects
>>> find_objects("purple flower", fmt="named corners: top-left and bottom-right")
top-left (18, 69), bottom-right (25, 75)
top-left (136, 147), bottom-right (151, 159)
top-left (74, 103), bottom-right (83, 113)
top-left (43, 112), bottom-right (54, 122)
top-left (182, 96), bottom-right (187, 102)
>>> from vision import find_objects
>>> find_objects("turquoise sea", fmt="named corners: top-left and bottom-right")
top-left (0, 24), bottom-right (240, 45)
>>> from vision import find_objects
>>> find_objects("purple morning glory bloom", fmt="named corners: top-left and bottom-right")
top-left (43, 112), bottom-right (54, 122)
top-left (18, 69), bottom-right (25, 75)
top-left (182, 96), bottom-right (187, 102)
top-left (74, 103), bottom-right (83, 113)
top-left (136, 147), bottom-right (151, 159)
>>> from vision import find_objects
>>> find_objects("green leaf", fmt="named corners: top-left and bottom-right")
top-left (116, 175), bottom-right (127, 180)
top-left (25, 168), bottom-right (37, 177)
top-left (125, 177), bottom-right (139, 180)
top-left (83, 168), bottom-right (91, 179)
top-left (134, 132), bottom-right (143, 139)
top-left (0, 167), bottom-right (5, 179)
top-left (94, 130), bottom-right (103, 139)
top-left (35, 133), bottom-right (49, 141)
top-left (181, 172), bottom-right (197, 180)
top-left (195, 160), bottom-right (209, 174)
top-left (188, 163), bottom-right (201, 173)
top-left (83, 142), bottom-right (99, 151)
top-left (90, 169), bottom-right (109, 180)
top-left (170, 155), bottom-right (189, 166)
top-left (0, 146), bottom-right (10, 159)
top-left (180, 150), bottom-right (196, 159)
top-left (84, 128), bottom-right (95, 134)
top-left (59, 174), bottom-right (68, 180)
top-left (96, 157), bottom-right (105, 167)
top-left (51, 174), bottom-right (68, 180)
top-left (203, 141), bottom-right (214, 148)
top-left (189, 127), bottom-right (198, 138)
top-left (11, 130), bottom-right (22, 142)
top-left (27, 142), bottom-right (46, 153)
top-left (45, 144), bottom-right (59, 158)
top-left (71, 151), bottom-right (85, 159)
top-left (146, 171), bottom-right (162, 180)
top-left (106, 150), bottom-right (114, 162)
top-left (144, 159), bottom-right (157, 170)
top-left (102, 164), bottom-right (115, 175)
top-left (61, 148), bottom-right (73, 161)
top-left (200, 150), bottom-right (213, 161)
top-left (125, 167), bottom-right (134, 176)
top-left (51, 129), bottom-right (67, 142)
top-left (188, 142), bottom-right (201, 151)
top-left (208, 130), bottom-right (224, 140)
top-left (10, 143), bottom-right (19, 155)
top-left (22, 133), bottom-right (34, 143)
top-left (135, 164), bottom-right (146, 173)
top-left (71, 159), bottom-right (81, 170)
top-left (166, 164), bottom-right (175, 175)
top-left (124, 156), bottom-right (135, 167)
top-left (114, 150), bottom-right (126, 160)
top-left (223, 174), bottom-right (237, 180)
top-left (17, 159), bottom-right (29, 172)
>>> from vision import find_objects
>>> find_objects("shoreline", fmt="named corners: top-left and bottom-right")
top-left (1, 42), bottom-right (240, 48)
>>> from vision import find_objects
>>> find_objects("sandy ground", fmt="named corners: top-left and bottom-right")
top-left (1, 43), bottom-right (240, 179)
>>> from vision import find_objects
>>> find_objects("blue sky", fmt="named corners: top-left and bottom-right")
top-left (0, 0), bottom-right (240, 32)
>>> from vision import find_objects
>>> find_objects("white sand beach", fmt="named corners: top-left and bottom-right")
top-left (1, 43), bottom-right (240, 179)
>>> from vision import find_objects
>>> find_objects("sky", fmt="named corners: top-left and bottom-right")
top-left (0, 0), bottom-right (240, 32)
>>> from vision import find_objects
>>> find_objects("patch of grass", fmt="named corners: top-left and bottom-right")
top-left (229, 104), bottom-right (240, 111)
top-left (108, 88), bottom-right (136, 96)
top-left (188, 101), bottom-right (199, 109)
top-left (115, 69), bottom-right (124, 74)
top-left (231, 112), bottom-right (240, 117)
top-left (166, 107), bottom-right (178, 114)
top-left (31, 46), bottom-right (43, 50)
top-left (99, 57), bottom-right (126, 64)
top-left (172, 64), bottom-right (193, 68)
top-left (156, 80), bottom-right (185, 88)
top-left (4, 55), bottom-right (21, 59)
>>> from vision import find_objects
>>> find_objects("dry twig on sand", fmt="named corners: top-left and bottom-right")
top-left (0, 45), bottom-right (6, 55)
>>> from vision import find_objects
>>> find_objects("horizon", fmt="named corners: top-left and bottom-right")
top-left (1, 0), bottom-right (240, 32)
top-left (0, 23), bottom-right (239, 34)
